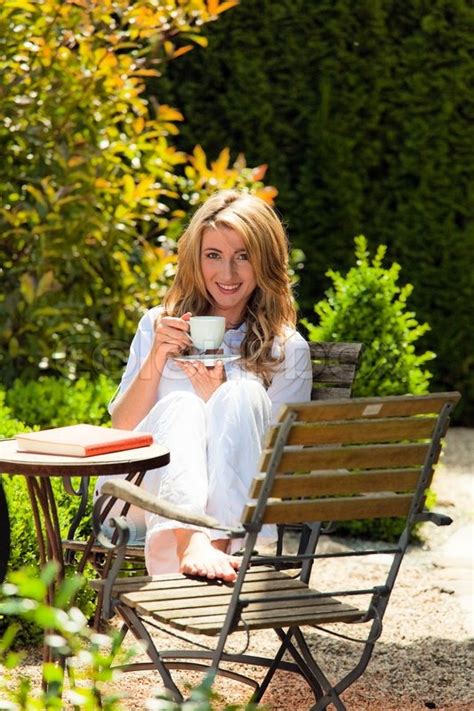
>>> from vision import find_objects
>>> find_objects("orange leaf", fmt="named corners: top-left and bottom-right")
top-left (214, 1), bottom-right (239, 15)
top-left (132, 116), bottom-right (145, 133)
top-left (158, 105), bottom-right (184, 122)
top-left (191, 145), bottom-right (210, 177)
top-left (67, 156), bottom-right (84, 168)
top-left (131, 68), bottom-right (160, 77)
top-left (251, 164), bottom-right (268, 182)
top-left (94, 178), bottom-right (111, 189)
top-left (172, 45), bottom-right (194, 59)
top-left (255, 186), bottom-right (278, 205)
top-left (211, 147), bottom-right (230, 177)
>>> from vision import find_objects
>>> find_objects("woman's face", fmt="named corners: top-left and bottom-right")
top-left (200, 225), bottom-right (257, 324)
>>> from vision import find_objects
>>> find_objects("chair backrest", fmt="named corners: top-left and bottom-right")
top-left (309, 341), bottom-right (363, 401)
top-left (244, 392), bottom-right (460, 529)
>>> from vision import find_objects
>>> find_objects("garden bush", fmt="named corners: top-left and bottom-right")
top-left (5, 374), bottom-right (116, 429)
top-left (304, 236), bottom-right (435, 540)
top-left (304, 236), bottom-right (435, 398)
top-left (0, 0), bottom-right (271, 387)
top-left (159, 0), bottom-right (474, 423)
top-left (0, 378), bottom-right (111, 639)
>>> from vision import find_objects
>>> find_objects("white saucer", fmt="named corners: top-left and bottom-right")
top-left (174, 354), bottom-right (241, 367)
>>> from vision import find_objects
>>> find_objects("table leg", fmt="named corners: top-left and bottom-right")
top-left (25, 476), bottom-right (65, 683)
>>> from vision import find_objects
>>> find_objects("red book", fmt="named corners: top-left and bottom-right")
top-left (15, 424), bottom-right (153, 457)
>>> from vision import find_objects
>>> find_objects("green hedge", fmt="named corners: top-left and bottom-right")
top-left (159, 0), bottom-right (474, 423)
top-left (0, 378), bottom-right (116, 640)
top-left (1, 376), bottom-right (115, 569)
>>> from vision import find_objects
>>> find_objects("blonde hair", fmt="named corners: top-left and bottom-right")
top-left (162, 190), bottom-right (297, 383)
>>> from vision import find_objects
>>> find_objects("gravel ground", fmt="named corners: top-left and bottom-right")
top-left (14, 428), bottom-right (474, 710)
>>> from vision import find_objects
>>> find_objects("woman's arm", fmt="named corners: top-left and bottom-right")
top-left (110, 309), bottom-right (192, 430)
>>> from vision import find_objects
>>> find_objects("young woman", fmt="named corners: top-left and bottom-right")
top-left (95, 190), bottom-right (312, 582)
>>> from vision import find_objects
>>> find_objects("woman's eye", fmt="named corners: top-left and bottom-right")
top-left (206, 252), bottom-right (221, 259)
top-left (236, 253), bottom-right (249, 261)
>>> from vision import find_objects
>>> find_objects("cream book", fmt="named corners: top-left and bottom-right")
top-left (15, 424), bottom-right (153, 457)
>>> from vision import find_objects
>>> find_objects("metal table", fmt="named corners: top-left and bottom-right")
top-left (0, 439), bottom-right (170, 676)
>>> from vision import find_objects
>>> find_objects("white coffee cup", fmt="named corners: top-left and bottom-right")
top-left (189, 316), bottom-right (226, 351)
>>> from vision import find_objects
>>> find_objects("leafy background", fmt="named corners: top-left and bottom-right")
top-left (159, 0), bottom-right (474, 423)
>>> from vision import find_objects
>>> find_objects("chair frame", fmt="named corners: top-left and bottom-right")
top-left (91, 391), bottom-right (460, 710)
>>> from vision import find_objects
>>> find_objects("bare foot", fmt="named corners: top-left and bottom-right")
top-left (175, 530), bottom-right (240, 582)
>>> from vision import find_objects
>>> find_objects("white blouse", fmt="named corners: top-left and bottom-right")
top-left (111, 306), bottom-right (313, 422)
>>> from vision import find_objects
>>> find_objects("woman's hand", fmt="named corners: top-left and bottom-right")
top-left (152, 311), bottom-right (193, 363)
top-left (176, 359), bottom-right (226, 402)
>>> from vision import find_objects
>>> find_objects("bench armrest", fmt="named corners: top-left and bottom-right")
top-left (99, 479), bottom-right (245, 538)
top-left (413, 510), bottom-right (453, 527)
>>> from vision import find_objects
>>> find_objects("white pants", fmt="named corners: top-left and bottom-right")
top-left (94, 380), bottom-right (275, 575)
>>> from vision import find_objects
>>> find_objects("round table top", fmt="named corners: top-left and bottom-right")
top-left (0, 439), bottom-right (170, 477)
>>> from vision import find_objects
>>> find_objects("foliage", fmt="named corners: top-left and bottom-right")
top-left (158, 0), bottom-right (474, 423)
top-left (0, 565), bottom-right (129, 709)
top-left (5, 374), bottom-right (116, 429)
top-left (0, 377), bottom-right (109, 641)
top-left (0, 0), bottom-right (272, 386)
top-left (149, 674), bottom-right (263, 710)
top-left (0, 389), bottom-right (30, 439)
top-left (0, 566), bottom-right (263, 710)
top-left (305, 236), bottom-right (435, 541)
top-left (304, 236), bottom-right (435, 398)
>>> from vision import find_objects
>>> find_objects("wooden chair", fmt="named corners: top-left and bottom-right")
top-left (90, 391), bottom-right (460, 710)
top-left (62, 340), bottom-right (363, 570)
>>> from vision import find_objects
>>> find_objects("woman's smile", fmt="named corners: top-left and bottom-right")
top-left (216, 282), bottom-right (242, 293)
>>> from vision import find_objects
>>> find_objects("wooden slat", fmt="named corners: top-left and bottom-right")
top-left (155, 597), bottom-right (354, 622)
top-left (125, 586), bottom-right (315, 613)
top-left (278, 393), bottom-right (460, 423)
top-left (309, 342), bottom-right (362, 365)
top-left (243, 493), bottom-right (413, 525)
top-left (260, 442), bottom-right (429, 474)
top-left (249, 468), bottom-right (422, 498)
top-left (311, 363), bottom-right (356, 385)
top-left (121, 577), bottom-right (307, 607)
top-left (148, 604), bottom-right (363, 635)
top-left (91, 566), bottom-right (288, 593)
top-left (148, 592), bottom-right (336, 620)
top-left (62, 539), bottom-right (145, 556)
top-left (264, 417), bottom-right (435, 448)
top-left (312, 386), bottom-right (352, 400)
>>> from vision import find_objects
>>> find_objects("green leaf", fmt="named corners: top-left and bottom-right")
top-left (19, 273), bottom-right (35, 305)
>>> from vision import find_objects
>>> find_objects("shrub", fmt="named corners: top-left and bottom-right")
top-left (0, 0), bottom-right (272, 385)
top-left (5, 374), bottom-right (116, 429)
top-left (0, 565), bottom-right (127, 707)
top-left (158, 0), bottom-right (474, 423)
top-left (304, 236), bottom-right (435, 541)
top-left (0, 377), bottom-right (112, 638)
top-left (304, 236), bottom-right (435, 398)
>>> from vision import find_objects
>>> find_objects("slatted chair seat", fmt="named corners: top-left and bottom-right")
top-left (91, 566), bottom-right (363, 635)
top-left (91, 391), bottom-right (460, 710)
